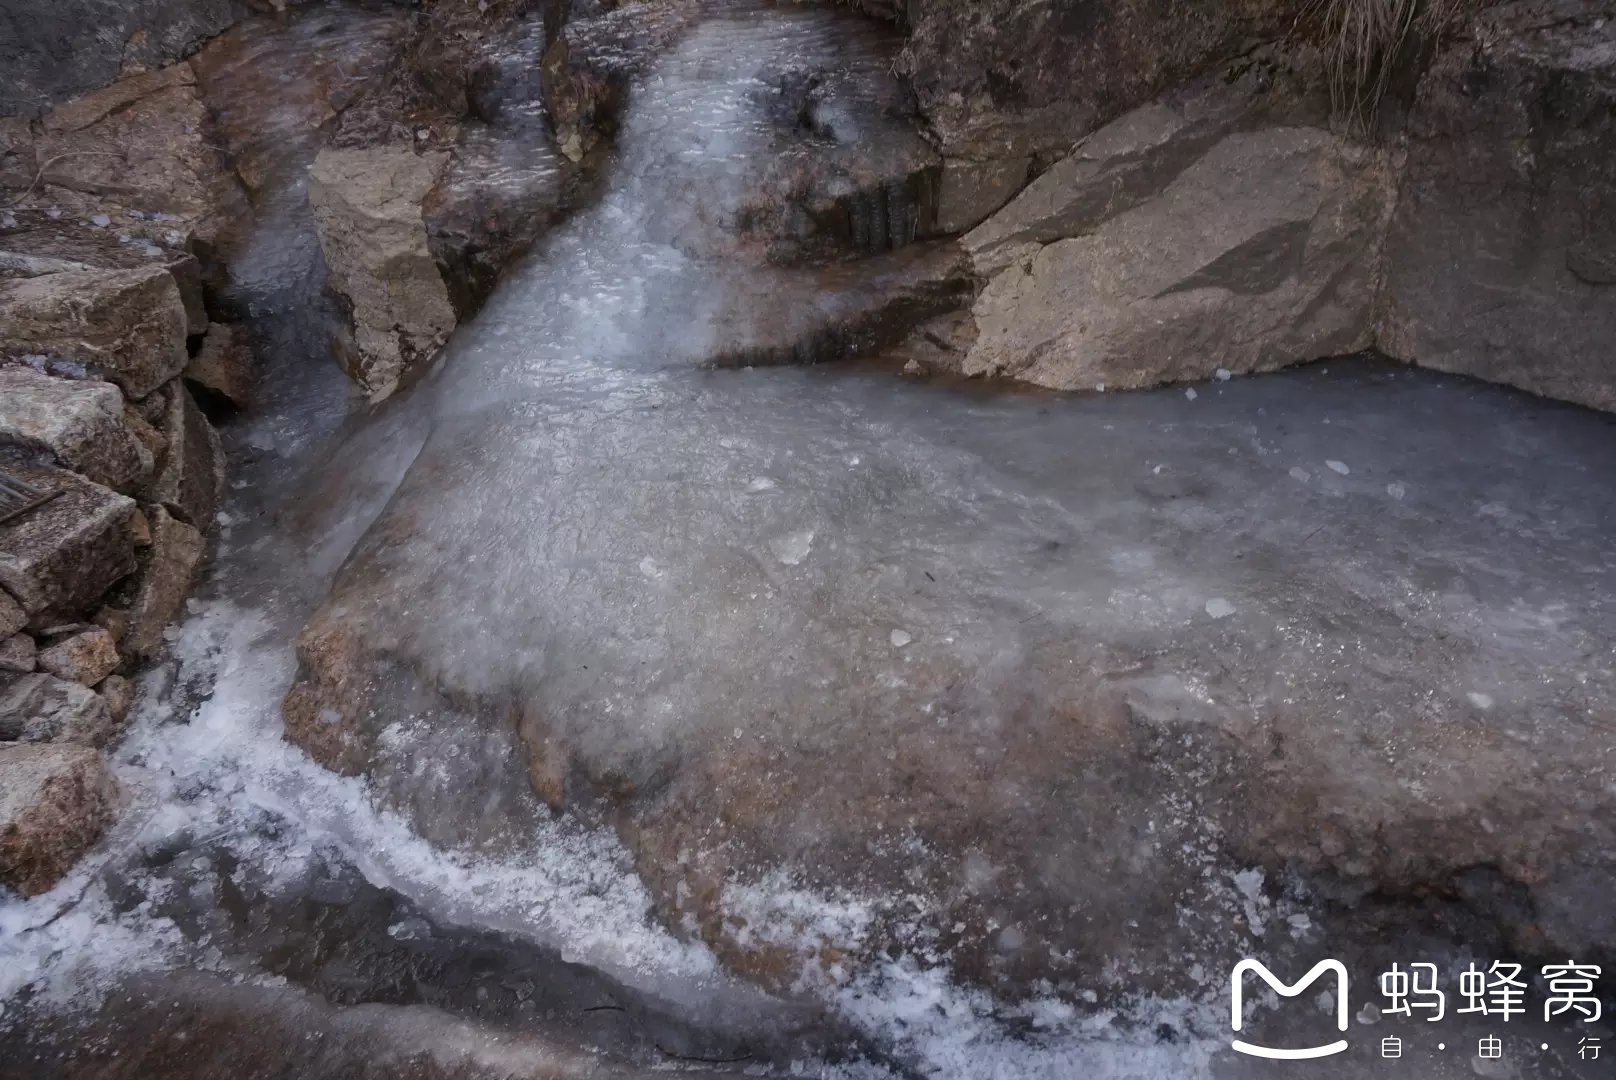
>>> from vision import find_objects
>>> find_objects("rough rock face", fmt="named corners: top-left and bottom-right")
top-left (36, 628), bottom-right (120, 687)
top-left (121, 506), bottom-right (204, 662)
top-left (0, 212), bottom-right (208, 334)
top-left (0, 368), bottom-right (153, 492)
top-left (310, 145), bottom-right (459, 400)
top-left (0, 742), bottom-right (116, 896)
top-left (0, 267), bottom-right (189, 400)
top-left (149, 382), bottom-right (225, 528)
top-left (961, 81), bottom-right (1395, 389)
top-left (185, 322), bottom-right (253, 408)
top-left (1378, 0), bottom-right (1616, 412)
top-left (0, 0), bottom-right (250, 118)
top-left (0, 673), bottom-right (117, 747)
top-left (0, 463), bottom-right (135, 617)
top-left (31, 62), bottom-right (249, 249)
top-left (0, 634), bottom-right (35, 674)
top-left (898, 0), bottom-right (1292, 161)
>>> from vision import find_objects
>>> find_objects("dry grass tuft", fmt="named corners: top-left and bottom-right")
top-left (1305, 0), bottom-right (1472, 128)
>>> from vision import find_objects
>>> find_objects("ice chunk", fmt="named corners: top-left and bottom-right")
top-left (1184, 388), bottom-right (1198, 401)
top-left (890, 629), bottom-right (913, 648)
top-left (1204, 598), bottom-right (1236, 619)
top-left (769, 529), bottom-right (815, 566)
top-left (1326, 460), bottom-right (1350, 475)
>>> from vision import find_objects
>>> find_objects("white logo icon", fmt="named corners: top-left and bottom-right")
top-left (1231, 959), bottom-right (1351, 1060)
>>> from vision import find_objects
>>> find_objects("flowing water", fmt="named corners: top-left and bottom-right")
top-left (3, 3), bottom-right (1615, 1078)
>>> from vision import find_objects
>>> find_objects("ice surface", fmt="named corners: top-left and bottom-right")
top-left (5, 4), bottom-right (1616, 1078)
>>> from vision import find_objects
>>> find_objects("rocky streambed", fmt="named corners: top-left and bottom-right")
top-left (2, 1), bottom-right (1615, 1078)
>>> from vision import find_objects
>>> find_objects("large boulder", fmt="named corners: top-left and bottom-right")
top-left (0, 267), bottom-right (189, 400)
top-left (0, 463), bottom-right (136, 617)
top-left (0, 368), bottom-right (153, 492)
top-left (960, 81), bottom-right (1395, 389)
top-left (1378, 0), bottom-right (1616, 413)
top-left (310, 145), bottom-right (458, 401)
top-left (0, 742), bottom-right (116, 897)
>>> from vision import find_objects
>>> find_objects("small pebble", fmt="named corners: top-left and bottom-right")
top-left (1214, 368), bottom-right (1232, 381)
top-left (890, 629), bottom-right (913, 648)
top-left (90, 214), bottom-right (111, 228)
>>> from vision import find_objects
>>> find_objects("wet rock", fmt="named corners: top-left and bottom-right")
top-left (0, 266), bottom-right (189, 399)
top-left (962, 84), bottom-right (1394, 389)
top-left (0, 671), bottom-right (116, 746)
top-left (36, 628), bottom-right (120, 686)
top-left (706, 244), bottom-right (973, 368)
top-left (880, 308), bottom-right (978, 376)
top-left (423, 15), bottom-right (575, 319)
top-left (122, 506), bottom-right (203, 662)
top-left (540, 0), bottom-right (698, 162)
top-left (0, 970), bottom-right (775, 1080)
top-left (0, 367), bottom-right (153, 492)
top-left (310, 145), bottom-right (457, 400)
top-left (0, 462), bottom-right (136, 616)
top-left (934, 157), bottom-right (1031, 235)
top-left (0, 634), bottom-right (36, 674)
top-left (32, 62), bottom-right (249, 249)
top-left (735, 27), bottom-right (941, 262)
top-left (1378, 0), bottom-right (1616, 412)
top-left (0, 742), bottom-right (115, 896)
top-left (148, 381), bottom-right (224, 528)
top-left (97, 673), bottom-right (134, 725)
top-left (184, 323), bottom-right (254, 409)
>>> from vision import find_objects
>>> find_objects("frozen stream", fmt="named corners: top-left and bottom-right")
top-left (3, 3), bottom-right (1615, 1078)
